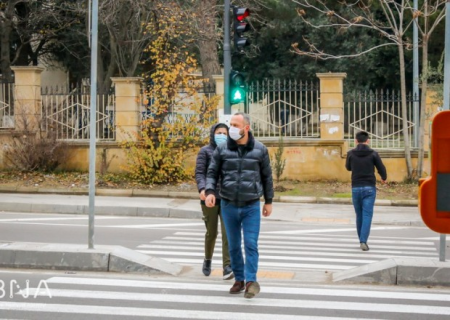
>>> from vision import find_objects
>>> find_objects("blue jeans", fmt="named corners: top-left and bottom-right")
top-left (352, 186), bottom-right (376, 244)
top-left (221, 199), bottom-right (261, 283)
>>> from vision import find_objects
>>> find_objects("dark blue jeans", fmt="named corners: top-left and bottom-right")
top-left (221, 199), bottom-right (261, 283)
top-left (352, 186), bottom-right (376, 244)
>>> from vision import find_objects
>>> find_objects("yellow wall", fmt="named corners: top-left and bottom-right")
top-left (22, 141), bottom-right (424, 183)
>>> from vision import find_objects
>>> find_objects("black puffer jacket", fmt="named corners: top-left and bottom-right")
top-left (205, 131), bottom-right (274, 205)
top-left (195, 123), bottom-right (229, 199)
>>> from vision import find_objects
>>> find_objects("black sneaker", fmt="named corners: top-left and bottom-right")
top-left (360, 243), bottom-right (369, 251)
top-left (202, 259), bottom-right (211, 276)
top-left (223, 265), bottom-right (234, 280)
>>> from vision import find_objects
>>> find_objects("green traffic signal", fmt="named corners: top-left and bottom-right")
top-left (229, 71), bottom-right (246, 105)
top-left (231, 87), bottom-right (245, 104)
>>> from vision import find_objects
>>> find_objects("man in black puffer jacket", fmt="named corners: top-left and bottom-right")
top-left (195, 123), bottom-right (233, 280)
top-left (205, 112), bottom-right (274, 299)
top-left (346, 131), bottom-right (387, 252)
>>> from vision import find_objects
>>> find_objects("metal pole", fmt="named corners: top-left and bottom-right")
top-left (88, 0), bottom-right (99, 249)
top-left (413, 0), bottom-right (419, 147)
top-left (224, 0), bottom-right (231, 115)
top-left (439, 234), bottom-right (446, 262)
top-left (438, 0), bottom-right (450, 262)
top-left (444, 1), bottom-right (450, 111)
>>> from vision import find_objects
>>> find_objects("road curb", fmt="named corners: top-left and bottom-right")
top-left (333, 258), bottom-right (450, 287)
top-left (0, 242), bottom-right (183, 275)
top-left (0, 202), bottom-right (202, 219)
top-left (0, 187), bottom-right (418, 207)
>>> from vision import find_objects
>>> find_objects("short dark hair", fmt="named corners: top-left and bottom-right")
top-left (233, 112), bottom-right (250, 125)
top-left (355, 131), bottom-right (369, 143)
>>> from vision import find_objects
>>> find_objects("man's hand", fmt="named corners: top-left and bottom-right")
top-left (199, 190), bottom-right (206, 201)
top-left (381, 180), bottom-right (387, 185)
top-left (205, 194), bottom-right (216, 207)
top-left (262, 204), bottom-right (272, 217)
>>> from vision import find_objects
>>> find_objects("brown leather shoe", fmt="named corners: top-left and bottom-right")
top-left (244, 281), bottom-right (260, 299)
top-left (229, 280), bottom-right (245, 294)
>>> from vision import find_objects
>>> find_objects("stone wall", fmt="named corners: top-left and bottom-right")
top-left (0, 67), bottom-right (430, 182)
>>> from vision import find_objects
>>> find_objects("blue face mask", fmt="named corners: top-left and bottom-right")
top-left (214, 134), bottom-right (227, 145)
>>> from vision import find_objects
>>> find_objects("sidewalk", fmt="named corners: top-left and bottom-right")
top-left (0, 190), bottom-right (422, 226)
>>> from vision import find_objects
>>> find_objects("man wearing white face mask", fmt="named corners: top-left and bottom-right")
top-left (205, 112), bottom-right (274, 299)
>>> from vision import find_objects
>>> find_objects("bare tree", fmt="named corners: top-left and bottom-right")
top-left (406, 0), bottom-right (446, 178)
top-left (100, 0), bottom-right (155, 78)
top-left (0, 1), bottom-right (76, 80)
top-left (291, 0), bottom-right (416, 179)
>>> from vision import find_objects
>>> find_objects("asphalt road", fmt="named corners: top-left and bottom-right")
top-left (1, 211), bottom-right (449, 319)
top-left (1, 269), bottom-right (450, 320)
top-left (0, 211), bottom-right (443, 273)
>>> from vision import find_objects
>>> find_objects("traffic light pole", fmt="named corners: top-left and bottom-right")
top-left (224, 0), bottom-right (231, 115)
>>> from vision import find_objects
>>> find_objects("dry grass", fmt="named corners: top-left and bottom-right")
top-left (0, 171), bottom-right (418, 200)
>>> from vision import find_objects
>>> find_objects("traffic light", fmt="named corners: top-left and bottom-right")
top-left (419, 110), bottom-right (450, 234)
top-left (229, 70), bottom-right (246, 105)
top-left (233, 7), bottom-right (250, 53)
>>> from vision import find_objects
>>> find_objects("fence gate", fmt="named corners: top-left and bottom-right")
top-left (41, 85), bottom-right (115, 141)
top-left (345, 90), bottom-right (417, 149)
top-left (247, 79), bottom-right (320, 138)
top-left (0, 80), bottom-right (14, 129)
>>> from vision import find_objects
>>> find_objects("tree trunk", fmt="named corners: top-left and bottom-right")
top-left (398, 42), bottom-right (414, 179)
top-left (197, 0), bottom-right (221, 81)
top-left (0, 20), bottom-right (13, 81)
top-left (416, 35), bottom-right (429, 179)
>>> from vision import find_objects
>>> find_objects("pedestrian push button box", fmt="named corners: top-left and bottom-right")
top-left (419, 110), bottom-right (450, 234)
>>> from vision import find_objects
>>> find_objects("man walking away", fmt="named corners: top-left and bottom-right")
top-left (346, 131), bottom-right (387, 251)
top-left (205, 112), bottom-right (274, 299)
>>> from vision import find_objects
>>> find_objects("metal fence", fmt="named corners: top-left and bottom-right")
top-left (41, 85), bottom-right (115, 140)
top-left (140, 82), bottom-right (217, 127)
top-left (247, 80), bottom-right (320, 138)
top-left (0, 80), bottom-right (15, 129)
top-left (345, 90), bottom-right (417, 149)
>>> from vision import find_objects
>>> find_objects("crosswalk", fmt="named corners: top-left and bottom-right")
top-left (2, 275), bottom-right (450, 319)
top-left (136, 230), bottom-right (438, 271)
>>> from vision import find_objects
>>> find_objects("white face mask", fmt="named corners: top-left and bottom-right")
top-left (229, 126), bottom-right (244, 141)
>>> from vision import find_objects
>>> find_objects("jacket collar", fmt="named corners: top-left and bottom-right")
top-left (227, 131), bottom-right (255, 151)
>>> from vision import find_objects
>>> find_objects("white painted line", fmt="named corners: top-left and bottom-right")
top-left (266, 226), bottom-right (409, 235)
top-left (161, 237), bottom-right (436, 251)
top-left (137, 250), bottom-right (377, 264)
top-left (136, 245), bottom-right (436, 259)
top-left (163, 258), bottom-right (354, 270)
top-left (45, 277), bottom-right (450, 302)
top-left (0, 302), bottom-right (315, 320)
top-left (25, 288), bottom-right (450, 316)
top-left (149, 240), bottom-right (438, 257)
top-left (175, 232), bottom-right (436, 246)
top-left (105, 222), bottom-right (204, 229)
top-left (0, 216), bottom-right (120, 222)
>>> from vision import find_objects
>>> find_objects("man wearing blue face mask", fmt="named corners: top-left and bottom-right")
top-left (195, 123), bottom-right (233, 280)
top-left (205, 113), bottom-right (274, 299)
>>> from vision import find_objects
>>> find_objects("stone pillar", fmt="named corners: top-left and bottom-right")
top-left (316, 73), bottom-right (347, 140)
top-left (212, 74), bottom-right (225, 111)
top-left (112, 77), bottom-right (143, 142)
top-left (11, 66), bottom-right (44, 131)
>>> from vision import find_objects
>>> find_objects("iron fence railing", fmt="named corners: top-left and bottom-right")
top-left (247, 80), bottom-right (320, 138)
top-left (0, 80), bottom-right (15, 129)
top-left (345, 90), bottom-right (418, 149)
top-left (41, 85), bottom-right (115, 140)
top-left (140, 81), bottom-right (217, 129)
